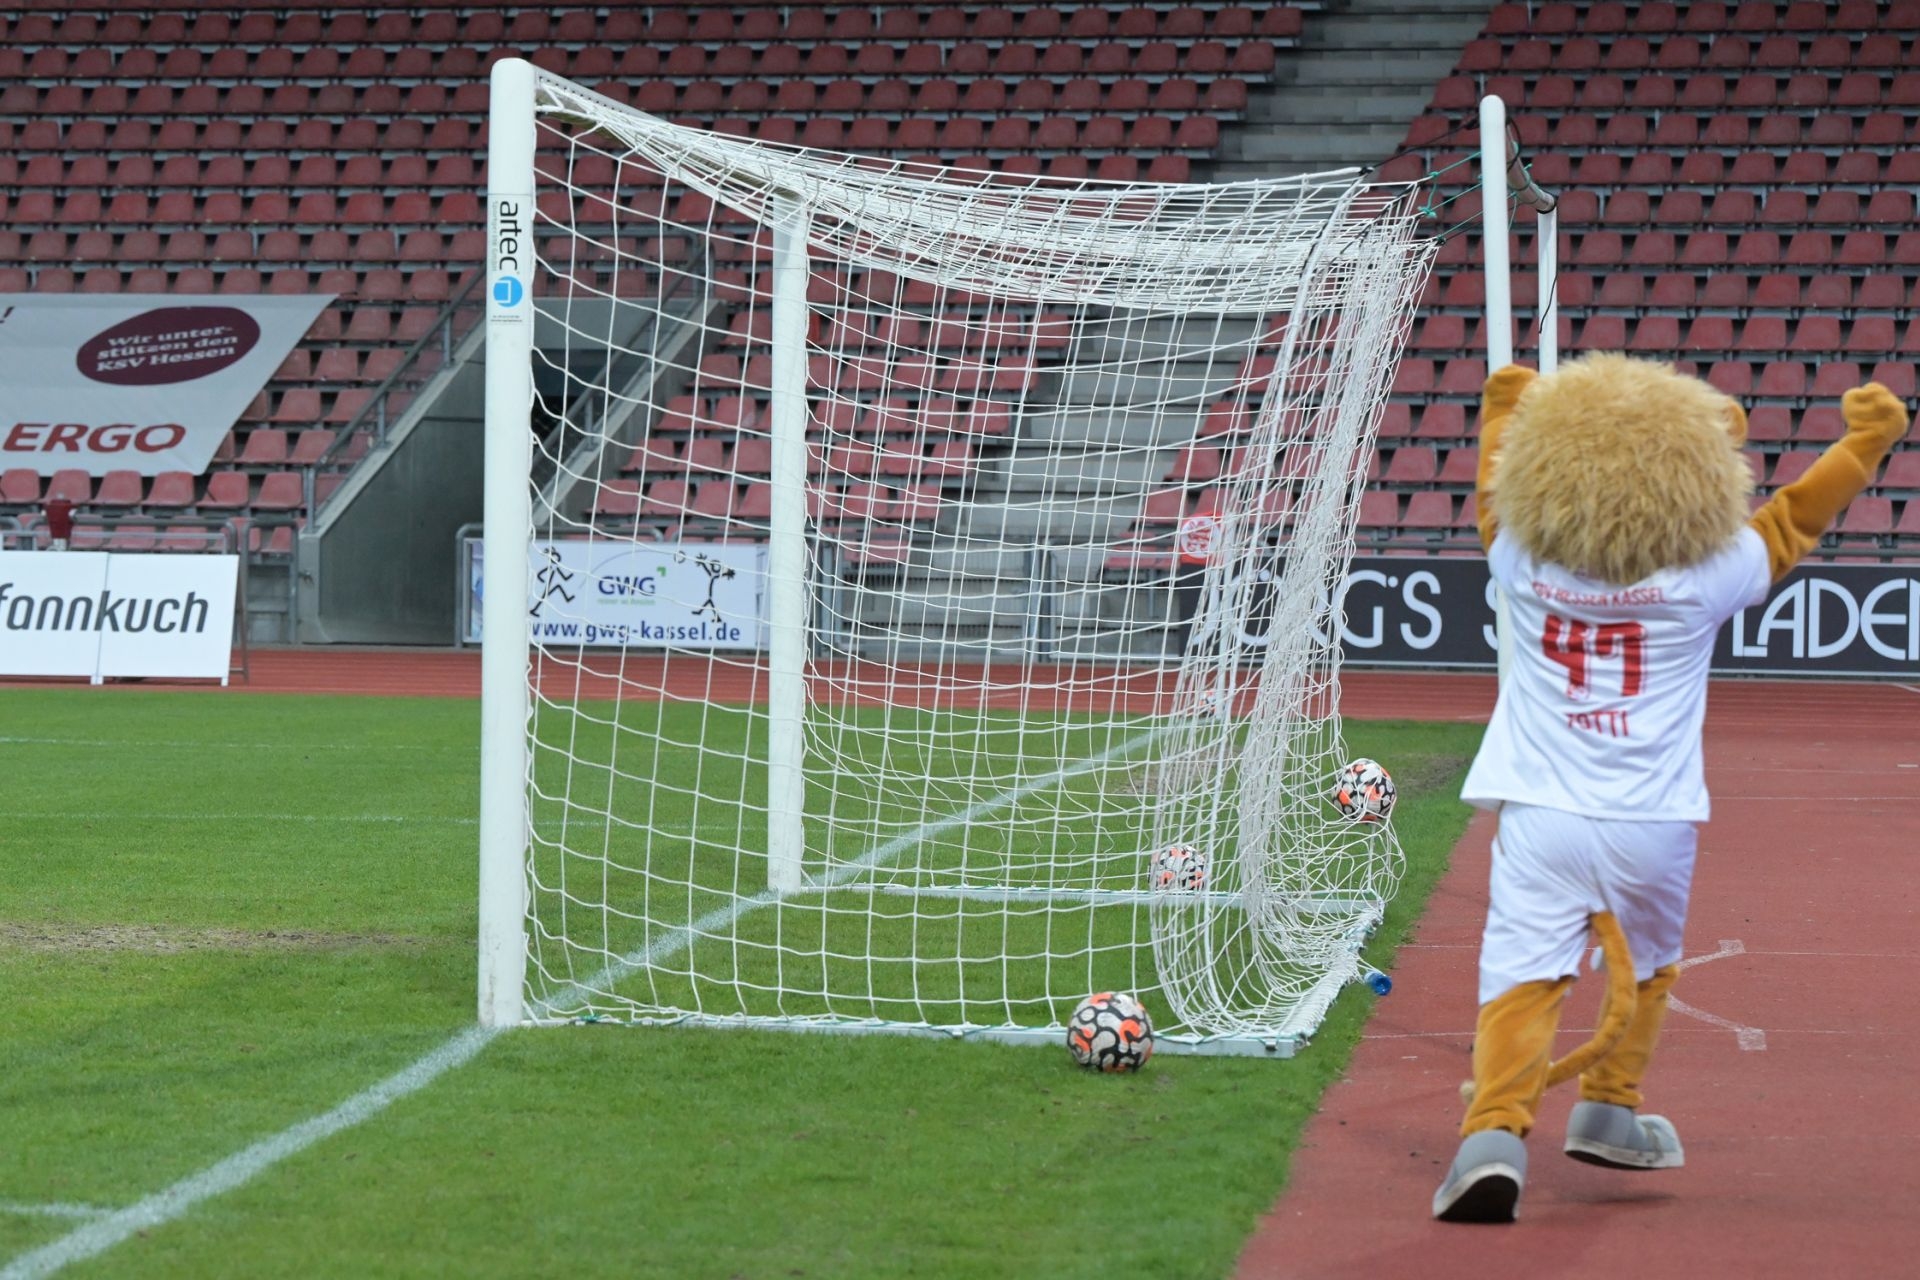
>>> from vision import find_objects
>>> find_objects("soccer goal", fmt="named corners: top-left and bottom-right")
top-left (477, 59), bottom-right (1436, 1055)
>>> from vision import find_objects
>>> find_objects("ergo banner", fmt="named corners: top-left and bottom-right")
top-left (466, 538), bottom-right (767, 649)
top-left (1205, 555), bottom-right (1919, 678)
top-left (0, 550), bottom-right (239, 681)
top-left (0, 294), bottom-right (332, 476)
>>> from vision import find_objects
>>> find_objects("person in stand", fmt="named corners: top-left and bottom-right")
top-left (1169, 487), bottom-right (1219, 660)
top-left (44, 497), bottom-right (73, 551)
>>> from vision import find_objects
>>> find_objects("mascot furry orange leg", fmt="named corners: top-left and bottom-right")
top-left (1431, 355), bottom-right (1909, 1223)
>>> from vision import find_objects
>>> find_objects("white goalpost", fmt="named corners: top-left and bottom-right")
top-left (1479, 94), bottom-right (1560, 685)
top-left (479, 59), bottom-right (1437, 1054)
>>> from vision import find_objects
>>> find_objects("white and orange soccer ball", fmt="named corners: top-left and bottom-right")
top-left (1331, 758), bottom-right (1396, 823)
top-left (1150, 842), bottom-right (1207, 893)
top-left (1066, 991), bottom-right (1154, 1072)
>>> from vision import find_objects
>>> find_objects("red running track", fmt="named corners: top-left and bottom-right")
top-left (1237, 679), bottom-right (1920, 1280)
top-left (2, 645), bottom-right (1503, 719)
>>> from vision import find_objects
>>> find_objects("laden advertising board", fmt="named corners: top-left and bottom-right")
top-left (0, 294), bottom-right (332, 476)
top-left (0, 550), bottom-right (239, 681)
top-left (1205, 556), bottom-right (1920, 678)
top-left (464, 538), bottom-right (767, 650)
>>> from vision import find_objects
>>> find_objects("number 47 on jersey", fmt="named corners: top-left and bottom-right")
top-left (1542, 615), bottom-right (1646, 701)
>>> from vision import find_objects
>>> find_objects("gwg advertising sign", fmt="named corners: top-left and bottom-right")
top-left (465, 538), bottom-right (767, 649)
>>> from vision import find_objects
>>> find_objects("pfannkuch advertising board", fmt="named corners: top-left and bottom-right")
top-left (0, 551), bottom-right (239, 681)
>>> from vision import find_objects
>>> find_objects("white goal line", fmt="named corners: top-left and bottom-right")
top-left (528, 722), bottom-right (1172, 1018)
top-left (0, 726), bottom-right (1167, 1280)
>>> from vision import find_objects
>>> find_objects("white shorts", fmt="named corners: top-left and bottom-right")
top-left (1479, 802), bottom-right (1698, 1006)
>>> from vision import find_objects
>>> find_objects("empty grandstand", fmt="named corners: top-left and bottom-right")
top-left (1, 0), bottom-right (1913, 650)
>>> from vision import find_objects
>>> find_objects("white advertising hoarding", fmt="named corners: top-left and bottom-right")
top-left (466, 538), bottom-right (767, 649)
top-left (0, 551), bottom-right (238, 681)
top-left (0, 294), bottom-right (333, 477)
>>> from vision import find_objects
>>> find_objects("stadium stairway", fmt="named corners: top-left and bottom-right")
top-left (1208, 0), bottom-right (1495, 179)
top-left (833, 315), bottom-right (1265, 662)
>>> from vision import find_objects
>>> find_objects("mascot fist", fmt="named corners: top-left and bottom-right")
top-left (1840, 382), bottom-right (1910, 448)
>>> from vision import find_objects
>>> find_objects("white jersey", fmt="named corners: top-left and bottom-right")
top-left (1461, 527), bottom-right (1770, 822)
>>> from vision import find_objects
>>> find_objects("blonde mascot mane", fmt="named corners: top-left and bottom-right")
top-left (1490, 352), bottom-right (1753, 586)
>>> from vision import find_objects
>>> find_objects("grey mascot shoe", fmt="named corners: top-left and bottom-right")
top-left (1563, 1100), bottom-right (1685, 1170)
top-left (1432, 1129), bottom-right (1528, 1222)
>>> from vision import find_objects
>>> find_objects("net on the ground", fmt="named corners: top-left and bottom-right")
top-left (503, 70), bottom-right (1435, 1049)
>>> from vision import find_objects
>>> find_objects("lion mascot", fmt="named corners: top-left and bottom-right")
top-left (1431, 354), bottom-right (1910, 1223)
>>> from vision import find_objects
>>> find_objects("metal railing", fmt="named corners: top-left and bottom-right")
top-left (303, 268), bottom-right (487, 517)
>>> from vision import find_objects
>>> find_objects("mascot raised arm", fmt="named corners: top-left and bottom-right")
top-left (1431, 354), bottom-right (1909, 1223)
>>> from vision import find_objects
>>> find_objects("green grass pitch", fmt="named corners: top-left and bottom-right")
top-left (1, 686), bottom-right (1478, 1278)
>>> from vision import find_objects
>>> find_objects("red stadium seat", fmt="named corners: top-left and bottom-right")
top-left (197, 472), bottom-right (251, 510)
top-left (1353, 490), bottom-right (1399, 532)
top-left (1383, 447), bottom-right (1437, 485)
top-left (1403, 492), bottom-right (1457, 530)
top-left (1416, 404), bottom-right (1468, 440)
top-left (1879, 453), bottom-right (1920, 491)
top-left (94, 471), bottom-right (144, 507)
top-left (253, 473), bottom-right (304, 511)
top-left (239, 429), bottom-right (291, 467)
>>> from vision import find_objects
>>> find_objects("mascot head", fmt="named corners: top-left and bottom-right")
top-left (1491, 352), bottom-right (1753, 586)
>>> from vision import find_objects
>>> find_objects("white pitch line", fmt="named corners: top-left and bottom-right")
top-left (531, 725), bottom-right (1167, 1015)
top-left (1672, 938), bottom-right (1767, 1051)
top-left (4, 726), bottom-right (1164, 1279)
top-left (0, 1205), bottom-right (109, 1222)
top-left (0, 736), bottom-right (461, 753)
top-left (1668, 996), bottom-right (1767, 1051)
top-left (0, 811), bottom-right (478, 826)
top-left (0, 813), bottom-right (734, 833)
top-left (0, 1028), bottom-right (498, 1280)
top-left (1677, 938), bottom-right (1747, 971)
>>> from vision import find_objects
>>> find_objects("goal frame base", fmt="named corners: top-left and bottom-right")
top-left (536, 1011), bottom-right (1311, 1058)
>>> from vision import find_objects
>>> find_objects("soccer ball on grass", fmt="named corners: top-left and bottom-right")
top-left (1066, 992), bottom-right (1154, 1072)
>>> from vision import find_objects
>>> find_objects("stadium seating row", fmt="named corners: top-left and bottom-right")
top-left (0, 6), bottom-right (1307, 48)
top-left (1434, 70), bottom-right (1920, 111)
top-left (1, 468), bottom-right (341, 510)
top-left (1485, 1), bottom-right (1915, 34)
top-left (1462, 33), bottom-right (1920, 71)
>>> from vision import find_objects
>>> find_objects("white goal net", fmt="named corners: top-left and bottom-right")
top-left (478, 61), bottom-right (1436, 1054)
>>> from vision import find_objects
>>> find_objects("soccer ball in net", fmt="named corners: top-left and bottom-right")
top-left (1331, 758), bottom-right (1397, 823)
top-left (1066, 992), bottom-right (1154, 1072)
top-left (1150, 843), bottom-right (1208, 893)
